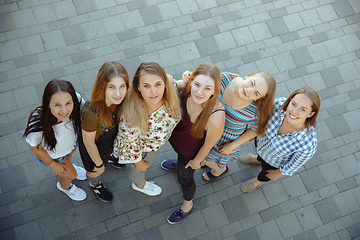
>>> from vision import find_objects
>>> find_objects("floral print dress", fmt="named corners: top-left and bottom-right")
top-left (112, 105), bottom-right (180, 164)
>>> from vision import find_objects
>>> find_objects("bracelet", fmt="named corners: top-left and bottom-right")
top-left (46, 159), bottom-right (54, 165)
top-left (94, 162), bottom-right (104, 168)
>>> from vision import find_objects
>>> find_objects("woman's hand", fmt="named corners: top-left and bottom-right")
top-left (50, 161), bottom-right (67, 175)
top-left (266, 169), bottom-right (283, 180)
top-left (219, 142), bottom-right (236, 155)
top-left (185, 159), bottom-right (201, 170)
top-left (182, 71), bottom-right (191, 84)
top-left (134, 160), bottom-right (149, 172)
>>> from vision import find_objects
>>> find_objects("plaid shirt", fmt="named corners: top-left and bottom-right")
top-left (256, 98), bottom-right (317, 176)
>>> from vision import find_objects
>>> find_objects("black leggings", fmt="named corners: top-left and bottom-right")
top-left (257, 155), bottom-right (279, 182)
top-left (177, 153), bottom-right (196, 201)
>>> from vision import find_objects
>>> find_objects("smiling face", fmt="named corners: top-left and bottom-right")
top-left (236, 74), bottom-right (268, 101)
top-left (138, 73), bottom-right (165, 109)
top-left (190, 74), bottom-right (215, 105)
top-left (286, 93), bottom-right (315, 128)
top-left (105, 75), bottom-right (127, 106)
top-left (49, 91), bottom-right (74, 123)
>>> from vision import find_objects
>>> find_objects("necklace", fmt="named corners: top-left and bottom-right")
top-left (229, 85), bottom-right (252, 109)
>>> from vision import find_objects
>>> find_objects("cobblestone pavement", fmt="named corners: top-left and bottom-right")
top-left (1, 0), bottom-right (360, 239)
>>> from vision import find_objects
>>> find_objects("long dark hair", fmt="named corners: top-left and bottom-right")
top-left (180, 63), bottom-right (221, 138)
top-left (23, 80), bottom-right (81, 151)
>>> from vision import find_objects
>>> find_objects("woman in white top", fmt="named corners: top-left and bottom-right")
top-left (23, 80), bottom-right (87, 201)
top-left (112, 62), bottom-right (182, 196)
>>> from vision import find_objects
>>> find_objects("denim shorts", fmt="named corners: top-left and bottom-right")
top-left (36, 155), bottom-right (65, 167)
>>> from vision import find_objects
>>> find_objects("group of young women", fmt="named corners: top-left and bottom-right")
top-left (23, 60), bottom-right (321, 224)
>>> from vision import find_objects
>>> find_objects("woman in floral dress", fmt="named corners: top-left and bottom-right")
top-left (112, 62), bottom-right (182, 196)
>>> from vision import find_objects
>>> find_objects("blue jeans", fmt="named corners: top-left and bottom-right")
top-left (36, 155), bottom-right (65, 167)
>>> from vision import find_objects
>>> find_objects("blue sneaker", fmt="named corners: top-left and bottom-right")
top-left (167, 205), bottom-right (195, 224)
top-left (161, 159), bottom-right (177, 171)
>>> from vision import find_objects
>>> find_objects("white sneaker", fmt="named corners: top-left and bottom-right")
top-left (73, 164), bottom-right (87, 180)
top-left (131, 181), bottom-right (162, 196)
top-left (57, 182), bottom-right (87, 201)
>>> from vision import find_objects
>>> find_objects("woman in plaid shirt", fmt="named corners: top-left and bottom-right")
top-left (239, 87), bottom-right (321, 192)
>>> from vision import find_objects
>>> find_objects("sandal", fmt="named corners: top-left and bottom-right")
top-left (202, 166), bottom-right (229, 182)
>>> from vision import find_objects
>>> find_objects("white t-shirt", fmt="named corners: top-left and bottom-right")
top-left (24, 92), bottom-right (83, 159)
top-left (25, 119), bottom-right (77, 159)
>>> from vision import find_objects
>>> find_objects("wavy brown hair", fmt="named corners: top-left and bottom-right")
top-left (280, 86), bottom-right (321, 129)
top-left (180, 63), bottom-right (221, 138)
top-left (244, 71), bottom-right (276, 135)
top-left (23, 80), bottom-right (81, 151)
top-left (90, 61), bottom-right (129, 127)
top-left (122, 62), bottom-right (181, 132)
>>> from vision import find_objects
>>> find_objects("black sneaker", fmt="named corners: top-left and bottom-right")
top-left (108, 155), bottom-right (126, 169)
top-left (90, 182), bottom-right (113, 202)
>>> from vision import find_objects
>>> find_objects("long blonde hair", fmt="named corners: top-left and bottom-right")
top-left (121, 62), bottom-right (181, 132)
top-left (180, 63), bottom-right (221, 138)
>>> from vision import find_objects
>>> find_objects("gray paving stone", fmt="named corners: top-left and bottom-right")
top-left (121, 10), bottom-right (145, 30)
top-left (14, 56), bottom-right (37, 68)
top-left (48, 19), bottom-right (70, 31)
top-left (295, 204), bottom-right (323, 231)
top-left (316, 4), bottom-right (338, 22)
top-left (280, 32), bottom-right (299, 43)
top-left (334, 190), bottom-right (360, 216)
top-left (266, 18), bottom-right (289, 37)
top-left (347, 223), bottom-right (360, 239)
top-left (17, 35), bottom-right (44, 56)
top-left (332, 0), bottom-right (355, 18)
top-left (241, 51), bottom-right (262, 64)
top-left (284, 13), bottom-right (306, 31)
top-left (41, 30), bottom-right (66, 51)
top-left (294, 230), bottom-right (318, 240)
top-left (259, 205), bottom-right (282, 222)
top-left (232, 27), bottom-right (255, 46)
top-left (310, 32), bottom-right (329, 44)
top-left (39, 213), bottom-right (68, 239)
top-left (242, 188), bottom-right (269, 215)
top-left (0, 40), bottom-right (23, 61)
top-left (341, 33), bottom-right (360, 52)
top-left (234, 227), bottom-right (260, 240)
top-left (325, 115), bottom-right (351, 138)
top-left (275, 212), bottom-right (303, 238)
top-left (5, 28), bottom-right (28, 40)
top-left (290, 47), bottom-right (314, 67)
top-left (13, 220), bottom-right (43, 240)
top-left (320, 67), bottom-right (344, 88)
top-left (53, 0), bottom-right (77, 20)
top-left (32, 4), bottom-right (57, 24)
top-left (273, 51), bottom-right (297, 71)
top-left (0, 165), bottom-right (29, 193)
top-left (256, 220), bottom-right (283, 240)
top-left (73, 0), bottom-right (96, 14)
top-left (336, 178), bottom-right (358, 194)
top-left (42, 68), bottom-right (65, 81)
top-left (194, 37), bottom-right (219, 57)
top-left (202, 203), bottom-right (229, 231)
top-left (181, 211), bottom-right (208, 238)
top-left (222, 195), bottom-right (249, 222)
top-left (300, 168), bottom-right (327, 192)
top-left (249, 22), bottom-right (272, 41)
top-left (11, 8), bottom-right (36, 28)
top-left (300, 9), bottom-right (323, 27)
top-left (177, 42), bottom-right (201, 62)
top-left (319, 161), bottom-right (345, 185)
top-left (83, 20), bottom-right (107, 40)
top-left (51, 56), bottom-right (73, 68)
top-left (0, 12), bottom-right (15, 33)
top-left (61, 25), bottom-right (86, 46)
top-left (0, 213), bottom-right (23, 232)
